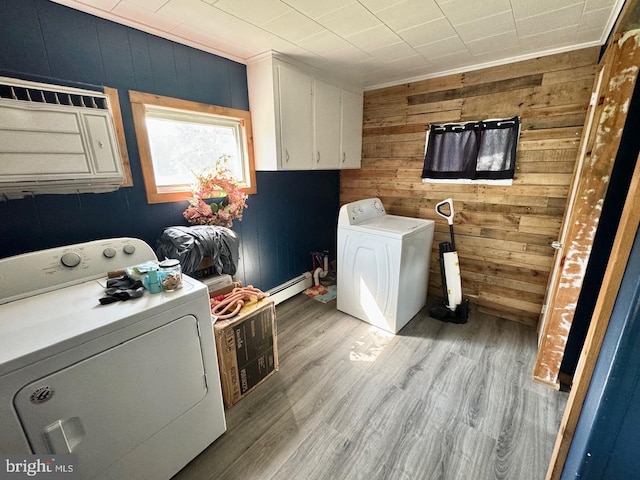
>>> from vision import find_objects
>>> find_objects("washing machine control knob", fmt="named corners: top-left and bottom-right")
top-left (103, 247), bottom-right (116, 258)
top-left (60, 252), bottom-right (81, 268)
top-left (123, 244), bottom-right (136, 254)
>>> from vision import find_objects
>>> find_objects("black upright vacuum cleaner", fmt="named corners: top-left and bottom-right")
top-left (429, 198), bottom-right (469, 324)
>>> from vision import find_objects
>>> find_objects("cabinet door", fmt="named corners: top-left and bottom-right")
top-left (341, 90), bottom-right (363, 169)
top-left (313, 79), bottom-right (341, 169)
top-left (278, 64), bottom-right (313, 170)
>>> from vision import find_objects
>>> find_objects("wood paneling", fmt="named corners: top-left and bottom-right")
top-left (341, 47), bottom-right (600, 326)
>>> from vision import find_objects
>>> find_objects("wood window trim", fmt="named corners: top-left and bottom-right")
top-left (129, 90), bottom-right (257, 204)
top-left (104, 86), bottom-right (133, 187)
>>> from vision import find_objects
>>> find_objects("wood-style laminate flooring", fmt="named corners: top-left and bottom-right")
top-left (173, 294), bottom-right (568, 480)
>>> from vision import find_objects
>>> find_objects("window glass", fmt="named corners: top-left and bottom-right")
top-left (422, 116), bottom-right (519, 185)
top-left (130, 90), bottom-right (256, 204)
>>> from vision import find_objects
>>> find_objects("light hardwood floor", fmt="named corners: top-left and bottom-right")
top-left (173, 294), bottom-right (567, 480)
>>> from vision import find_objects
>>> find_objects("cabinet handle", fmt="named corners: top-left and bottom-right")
top-left (316, 151), bottom-right (320, 163)
top-left (285, 149), bottom-right (289, 162)
top-left (342, 152), bottom-right (346, 163)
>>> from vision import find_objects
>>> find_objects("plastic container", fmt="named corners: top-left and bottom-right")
top-left (159, 259), bottom-right (182, 291)
top-left (147, 269), bottom-right (162, 294)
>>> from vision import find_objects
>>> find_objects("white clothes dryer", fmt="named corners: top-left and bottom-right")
top-left (337, 198), bottom-right (435, 334)
top-left (0, 238), bottom-right (226, 479)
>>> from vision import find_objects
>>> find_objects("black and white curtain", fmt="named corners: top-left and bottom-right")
top-left (421, 116), bottom-right (519, 181)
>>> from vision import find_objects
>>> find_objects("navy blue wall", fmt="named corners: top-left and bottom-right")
top-left (0, 0), bottom-right (340, 290)
top-left (561, 226), bottom-right (640, 479)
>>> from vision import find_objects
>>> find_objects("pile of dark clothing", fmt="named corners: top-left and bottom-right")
top-left (155, 226), bottom-right (239, 276)
top-left (99, 275), bottom-right (144, 304)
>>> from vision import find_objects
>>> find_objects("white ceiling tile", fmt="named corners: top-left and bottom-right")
top-left (170, 23), bottom-right (257, 58)
top-left (212, 0), bottom-right (292, 26)
top-left (113, 1), bottom-right (181, 29)
top-left (581, 7), bottom-right (614, 30)
top-left (454, 10), bottom-right (516, 42)
top-left (471, 44), bottom-right (523, 62)
top-left (363, 68), bottom-right (417, 86)
top-left (329, 45), bottom-right (375, 64)
top-left (345, 24), bottom-right (401, 51)
top-left (577, 26), bottom-right (605, 42)
top-left (369, 41), bottom-right (418, 62)
top-left (398, 17), bottom-right (456, 47)
top-left (160, 0), bottom-right (279, 53)
top-left (296, 29), bottom-right (354, 55)
top-left (466, 30), bottom-right (519, 55)
top-left (584, 0), bottom-right (616, 12)
top-left (54, 0), bottom-right (622, 89)
top-left (382, 54), bottom-right (427, 70)
top-left (520, 24), bottom-right (580, 50)
top-left (354, 56), bottom-right (390, 74)
top-left (282, 0), bottom-right (346, 19)
top-left (437, 0), bottom-right (511, 25)
top-left (269, 37), bottom-right (321, 58)
top-left (401, 64), bottom-right (438, 78)
top-left (125, 0), bottom-right (169, 11)
top-left (158, 0), bottom-right (234, 30)
top-left (262, 10), bottom-right (325, 42)
top-left (516, 4), bottom-right (584, 37)
top-left (427, 49), bottom-right (475, 67)
top-left (316, 2), bottom-right (382, 37)
top-left (373, 0), bottom-right (443, 31)
top-left (357, 0), bottom-right (405, 13)
top-left (511, 0), bottom-right (583, 20)
top-left (76, 0), bottom-right (121, 10)
top-left (414, 35), bottom-right (467, 59)
top-left (310, 55), bottom-right (383, 85)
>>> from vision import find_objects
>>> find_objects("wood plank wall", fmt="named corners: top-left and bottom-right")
top-left (340, 47), bottom-right (600, 327)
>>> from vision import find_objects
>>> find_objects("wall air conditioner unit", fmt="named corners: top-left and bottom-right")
top-left (0, 76), bottom-right (124, 200)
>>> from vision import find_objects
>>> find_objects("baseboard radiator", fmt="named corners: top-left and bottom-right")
top-left (267, 272), bottom-right (312, 305)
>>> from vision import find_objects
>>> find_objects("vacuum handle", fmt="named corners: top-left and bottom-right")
top-left (435, 198), bottom-right (455, 226)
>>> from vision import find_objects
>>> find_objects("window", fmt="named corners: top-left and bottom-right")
top-left (422, 116), bottom-right (519, 185)
top-left (130, 91), bottom-right (256, 203)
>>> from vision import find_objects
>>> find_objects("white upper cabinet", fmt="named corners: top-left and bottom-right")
top-left (313, 79), bottom-right (341, 170)
top-left (341, 89), bottom-right (364, 169)
top-left (278, 64), bottom-right (313, 170)
top-left (247, 53), bottom-right (363, 171)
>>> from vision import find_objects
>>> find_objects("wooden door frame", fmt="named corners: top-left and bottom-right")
top-left (533, 22), bottom-right (640, 389)
top-left (536, 64), bottom-right (606, 345)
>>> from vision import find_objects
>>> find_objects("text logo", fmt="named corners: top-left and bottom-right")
top-left (0, 455), bottom-right (77, 479)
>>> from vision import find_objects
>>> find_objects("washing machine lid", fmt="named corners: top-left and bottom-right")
top-left (344, 215), bottom-right (434, 239)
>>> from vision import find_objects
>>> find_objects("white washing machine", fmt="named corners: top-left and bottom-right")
top-left (337, 198), bottom-right (435, 334)
top-left (0, 238), bottom-right (226, 479)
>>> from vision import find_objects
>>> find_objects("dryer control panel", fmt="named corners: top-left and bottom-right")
top-left (338, 198), bottom-right (387, 225)
top-left (0, 238), bottom-right (157, 305)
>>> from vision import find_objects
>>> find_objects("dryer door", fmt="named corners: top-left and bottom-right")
top-left (337, 228), bottom-right (400, 333)
top-left (13, 315), bottom-right (207, 479)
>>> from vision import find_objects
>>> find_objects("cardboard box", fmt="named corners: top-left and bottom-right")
top-left (213, 299), bottom-right (278, 408)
